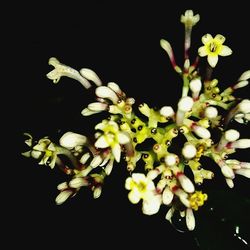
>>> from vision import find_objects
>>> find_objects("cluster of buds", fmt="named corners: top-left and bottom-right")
top-left (22, 10), bottom-right (250, 231)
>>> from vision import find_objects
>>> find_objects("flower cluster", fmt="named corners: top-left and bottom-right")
top-left (22, 10), bottom-right (250, 231)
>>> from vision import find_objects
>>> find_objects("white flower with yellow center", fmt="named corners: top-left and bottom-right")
top-left (198, 34), bottom-right (232, 68)
top-left (95, 120), bottom-right (130, 162)
top-left (125, 173), bottom-right (161, 215)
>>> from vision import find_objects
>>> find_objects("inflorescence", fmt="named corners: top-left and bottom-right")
top-left (22, 10), bottom-right (250, 231)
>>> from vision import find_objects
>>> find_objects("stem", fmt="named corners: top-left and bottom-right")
top-left (182, 74), bottom-right (190, 97)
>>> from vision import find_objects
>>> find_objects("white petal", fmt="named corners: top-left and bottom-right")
top-left (95, 136), bottom-right (109, 148)
top-left (128, 190), bottom-right (141, 204)
top-left (31, 150), bottom-right (42, 159)
top-left (125, 177), bottom-right (133, 190)
top-left (80, 68), bottom-right (102, 86)
top-left (186, 208), bottom-right (195, 231)
top-left (162, 187), bottom-right (174, 205)
top-left (55, 190), bottom-right (72, 205)
top-left (219, 45), bottom-right (232, 56)
top-left (208, 55), bottom-right (218, 68)
top-left (198, 46), bottom-right (207, 57)
top-left (142, 195), bottom-right (161, 215)
top-left (112, 143), bottom-right (121, 162)
top-left (215, 34), bottom-right (226, 44)
top-left (201, 34), bottom-right (213, 44)
top-left (118, 132), bottom-right (130, 144)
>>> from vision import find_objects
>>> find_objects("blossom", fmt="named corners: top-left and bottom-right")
top-left (180, 10), bottom-right (200, 29)
top-left (94, 120), bottom-right (130, 162)
top-left (22, 135), bottom-right (58, 169)
top-left (198, 34), bottom-right (232, 67)
top-left (125, 173), bottom-right (161, 215)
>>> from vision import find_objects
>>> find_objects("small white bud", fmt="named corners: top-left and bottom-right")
top-left (238, 99), bottom-right (250, 114)
top-left (165, 154), bottom-right (178, 166)
top-left (69, 178), bottom-right (88, 188)
top-left (88, 102), bottom-right (108, 111)
top-left (178, 96), bottom-right (194, 112)
top-left (80, 68), bottom-right (102, 86)
top-left (96, 86), bottom-right (119, 103)
top-left (162, 187), bottom-right (174, 205)
top-left (204, 106), bottom-right (218, 119)
top-left (193, 125), bottom-right (211, 139)
top-left (186, 208), bottom-right (195, 231)
top-left (238, 70), bottom-right (250, 81)
top-left (160, 106), bottom-right (175, 117)
top-left (234, 80), bottom-right (249, 89)
top-left (231, 139), bottom-right (250, 149)
top-left (80, 152), bottom-right (91, 164)
top-left (59, 132), bottom-right (87, 149)
top-left (235, 169), bottom-right (250, 178)
top-left (225, 178), bottom-right (234, 188)
top-left (221, 164), bottom-right (235, 179)
top-left (182, 143), bottom-right (197, 159)
top-left (189, 78), bottom-right (202, 93)
top-left (55, 190), bottom-right (72, 205)
top-left (224, 129), bottom-right (240, 142)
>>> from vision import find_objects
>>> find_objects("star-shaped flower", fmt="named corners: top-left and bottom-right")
top-left (198, 34), bottom-right (232, 67)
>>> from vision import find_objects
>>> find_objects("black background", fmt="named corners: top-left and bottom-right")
top-left (6, 1), bottom-right (250, 249)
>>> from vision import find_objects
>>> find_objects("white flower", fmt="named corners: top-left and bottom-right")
top-left (46, 57), bottom-right (93, 88)
top-left (125, 173), bottom-right (162, 215)
top-left (198, 34), bottom-right (232, 67)
top-left (94, 120), bottom-right (130, 162)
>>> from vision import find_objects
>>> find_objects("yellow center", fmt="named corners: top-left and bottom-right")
top-left (206, 40), bottom-right (222, 55)
top-left (189, 191), bottom-right (208, 211)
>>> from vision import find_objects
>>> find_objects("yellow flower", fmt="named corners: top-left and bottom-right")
top-left (189, 191), bottom-right (208, 211)
top-left (198, 34), bottom-right (232, 68)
